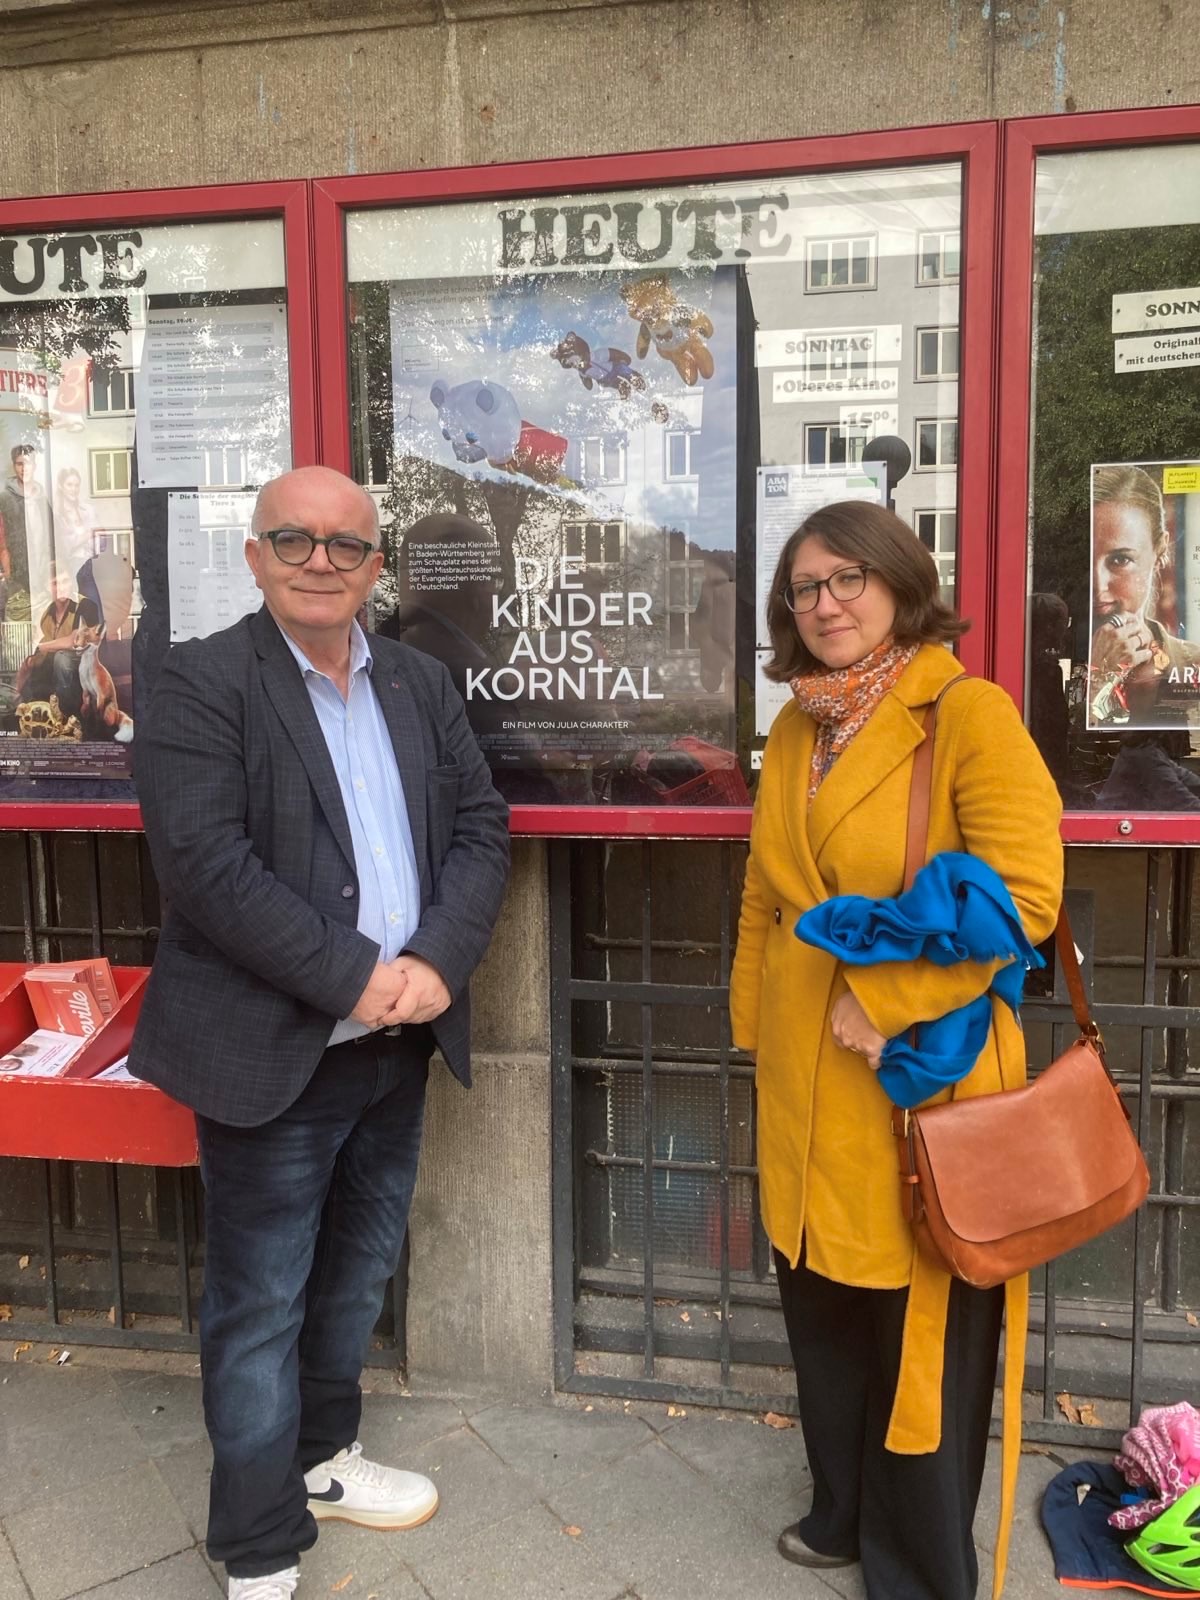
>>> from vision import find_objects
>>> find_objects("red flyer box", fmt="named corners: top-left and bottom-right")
top-left (0, 963), bottom-right (198, 1166)
top-left (0, 962), bottom-right (148, 1079)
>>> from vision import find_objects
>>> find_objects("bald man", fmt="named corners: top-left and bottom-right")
top-left (129, 467), bottom-right (510, 1600)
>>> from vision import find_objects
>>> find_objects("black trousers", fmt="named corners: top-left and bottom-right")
top-left (775, 1249), bottom-right (1004, 1600)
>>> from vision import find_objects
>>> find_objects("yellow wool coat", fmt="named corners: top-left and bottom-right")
top-left (730, 645), bottom-right (1063, 1598)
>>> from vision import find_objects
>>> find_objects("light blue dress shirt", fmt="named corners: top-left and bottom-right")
top-left (279, 620), bottom-right (421, 1043)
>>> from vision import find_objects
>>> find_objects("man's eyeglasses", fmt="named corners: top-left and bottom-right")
top-left (258, 528), bottom-right (377, 572)
top-left (782, 563), bottom-right (872, 615)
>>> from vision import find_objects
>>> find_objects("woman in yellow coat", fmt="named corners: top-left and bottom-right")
top-left (730, 501), bottom-right (1063, 1600)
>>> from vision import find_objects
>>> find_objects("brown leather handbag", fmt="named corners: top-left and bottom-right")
top-left (890, 684), bottom-right (1150, 1290)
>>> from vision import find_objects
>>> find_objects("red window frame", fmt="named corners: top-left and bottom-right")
top-left (995, 105), bottom-right (1200, 846)
top-left (0, 129), bottom-right (999, 837)
top-left (313, 120), bottom-right (1000, 838)
top-left (0, 179), bottom-right (317, 834)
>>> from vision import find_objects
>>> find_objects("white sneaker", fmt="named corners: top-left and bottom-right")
top-left (303, 1440), bottom-right (439, 1530)
top-left (228, 1568), bottom-right (299, 1600)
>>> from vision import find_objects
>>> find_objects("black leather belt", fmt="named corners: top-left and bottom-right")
top-left (346, 1024), bottom-right (403, 1045)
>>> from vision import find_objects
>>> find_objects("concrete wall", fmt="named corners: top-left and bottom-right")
top-left (0, 0), bottom-right (1191, 201)
top-left (406, 838), bottom-right (555, 1391)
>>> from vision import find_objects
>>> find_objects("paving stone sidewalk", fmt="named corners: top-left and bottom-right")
top-left (0, 1350), bottom-right (1084, 1600)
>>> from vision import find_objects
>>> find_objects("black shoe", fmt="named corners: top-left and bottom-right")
top-left (777, 1523), bottom-right (859, 1569)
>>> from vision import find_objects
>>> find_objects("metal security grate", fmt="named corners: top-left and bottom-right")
top-left (0, 830), bottom-right (405, 1368)
top-left (550, 839), bottom-right (1200, 1447)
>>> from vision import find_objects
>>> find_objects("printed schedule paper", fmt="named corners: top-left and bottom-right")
top-left (135, 302), bottom-right (291, 490)
top-left (167, 490), bottom-right (262, 642)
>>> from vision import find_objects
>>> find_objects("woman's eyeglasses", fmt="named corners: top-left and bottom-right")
top-left (782, 564), bottom-right (872, 615)
top-left (258, 528), bottom-right (377, 571)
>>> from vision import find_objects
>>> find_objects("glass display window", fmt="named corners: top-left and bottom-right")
top-left (320, 129), bottom-right (995, 827)
top-left (999, 111), bottom-right (1200, 840)
top-left (0, 185), bottom-right (315, 817)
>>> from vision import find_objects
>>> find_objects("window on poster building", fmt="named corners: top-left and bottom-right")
top-left (0, 217), bottom-right (292, 795)
top-left (1026, 145), bottom-right (1200, 812)
top-left (343, 162), bottom-right (962, 805)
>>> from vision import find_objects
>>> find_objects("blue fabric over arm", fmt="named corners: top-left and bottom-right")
top-left (796, 852), bottom-right (1043, 1109)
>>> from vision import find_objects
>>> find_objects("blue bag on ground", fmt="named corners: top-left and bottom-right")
top-left (1040, 1460), bottom-right (1200, 1597)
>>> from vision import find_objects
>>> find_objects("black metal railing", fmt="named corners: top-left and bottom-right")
top-left (0, 830), bottom-right (405, 1368)
top-left (550, 839), bottom-right (1200, 1446)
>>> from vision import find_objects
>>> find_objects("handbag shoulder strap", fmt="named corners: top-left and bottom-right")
top-left (902, 673), bottom-right (1095, 1039)
top-left (1053, 906), bottom-right (1096, 1039)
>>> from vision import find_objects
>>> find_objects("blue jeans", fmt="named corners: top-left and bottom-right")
top-left (196, 1028), bottom-right (432, 1578)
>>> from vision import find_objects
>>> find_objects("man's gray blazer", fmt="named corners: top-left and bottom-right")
top-left (128, 605), bottom-right (510, 1127)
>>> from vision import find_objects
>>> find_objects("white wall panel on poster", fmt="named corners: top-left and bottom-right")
top-left (136, 303), bottom-right (291, 489)
top-left (346, 166), bottom-right (962, 281)
top-left (1111, 287), bottom-right (1200, 334)
top-left (754, 462), bottom-right (886, 736)
top-left (1114, 329), bottom-right (1200, 373)
top-left (0, 221), bottom-right (286, 303)
top-left (772, 369), bottom-right (899, 403)
top-left (167, 490), bottom-right (262, 642)
top-left (755, 326), bottom-right (903, 368)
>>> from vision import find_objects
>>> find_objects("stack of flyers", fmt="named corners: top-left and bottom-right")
top-left (0, 1030), bottom-right (87, 1078)
top-left (23, 959), bottom-right (118, 1036)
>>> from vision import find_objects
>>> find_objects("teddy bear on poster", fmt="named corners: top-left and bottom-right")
top-left (619, 275), bottom-right (715, 387)
top-left (429, 377), bottom-right (523, 469)
top-left (550, 333), bottom-right (646, 398)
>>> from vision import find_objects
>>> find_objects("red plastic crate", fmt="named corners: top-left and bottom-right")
top-left (0, 963), bottom-right (197, 1166)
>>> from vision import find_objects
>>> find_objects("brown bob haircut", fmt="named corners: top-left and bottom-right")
top-left (762, 500), bottom-right (969, 681)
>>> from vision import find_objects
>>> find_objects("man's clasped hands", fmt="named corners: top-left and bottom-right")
top-left (350, 955), bottom-right (450, 1029)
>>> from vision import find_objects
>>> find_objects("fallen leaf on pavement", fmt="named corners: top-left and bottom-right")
top-left (0, 1305), bottom-right (11, 1321)
top-left (1056, 1392), bottom-right (1081, 1424)
top-left (1078, 1402), bottom-right (1103, 1427)
top-left (666, 1405), bottom-right (687, 1418)
top-left (763, 1412), bottom-right (796, 1429)
top-left (679, 1311), bottom-right (690, 1323)
top-left (563, 1526), bottom-right (582, 1538)
top-left (12, 1343), bottom-right (30, 1360)
top-left (17, 1255), bottom-right (29, 1270)
top-left (331, 1577), bottom-right (353, 1594)
top-left (1186, 1311), bottom-right (1198, 1328)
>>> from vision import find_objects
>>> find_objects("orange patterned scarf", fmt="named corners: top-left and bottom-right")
top-left (790, 640), bottom-right (918, 800)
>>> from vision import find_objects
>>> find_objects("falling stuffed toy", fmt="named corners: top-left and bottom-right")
top-left (550, 333), bottom-right (645, 398)
top-left (619, 276), bottom-right (715, 386)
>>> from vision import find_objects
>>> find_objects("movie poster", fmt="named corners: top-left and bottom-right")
top-left (0, 353), bottom-right (137, 778)
top-left (383, 266), bottom-right (742, 803)
top-left (1086, 459), bottom-right (1200, 731)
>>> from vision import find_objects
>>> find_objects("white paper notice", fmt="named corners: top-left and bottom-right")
top-left (0, 1030), bottom-right (84, 1078)
top-left (93, 1055), bottom-right (138, 1082)
top-left (168, 490), bottom-right (262, 641)
top-left (135, 302), bottom-right (291, 489)
top-left (1114, 329), bottom-right (1200, 373)
top-left (754, 463), bottom-right (887, 736)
